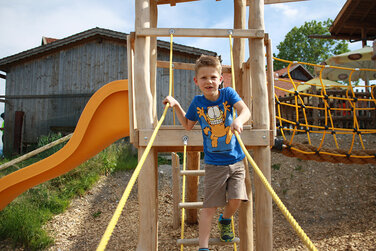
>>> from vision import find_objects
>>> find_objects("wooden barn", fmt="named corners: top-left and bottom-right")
top-left (0, 27), bottom-right (216, 155)
top-left (273, 64), bottom-right (313, 97)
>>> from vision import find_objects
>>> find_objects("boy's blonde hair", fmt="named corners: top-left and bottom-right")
top-left (194, 55), bottom-right (222, 76)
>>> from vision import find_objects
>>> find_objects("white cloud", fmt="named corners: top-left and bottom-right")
top-left (270, 3), bottom-right (299, 18)
top-left (0, 0), bottom-right (133, 58)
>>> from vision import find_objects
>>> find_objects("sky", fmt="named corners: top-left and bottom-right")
top-left (0, 0), bottom-right (365, 115)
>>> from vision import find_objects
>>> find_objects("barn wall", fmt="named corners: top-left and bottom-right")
top-left (4, 39), bottom-right (204, 154)
top-left (156, 48), bottom-right (201, 125)
top-left (4, 39), bottom-right (128, 154)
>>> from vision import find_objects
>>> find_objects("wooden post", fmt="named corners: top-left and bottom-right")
top-left (186, 151), bottom-right (200, 224)
top-left (150, 0), bottom-right (158, 125)
top-left (172, 152), bottom-right (181, 229)
top-left (127, 34), bottom-right (136, 144)
top-left (265, 35), bottom-right (276, 144)
top-left (239, 157), bottom-right (253, 251)
top-left (135, 0), bottom-right (158, 250)
top-left (233, 0), bottom-right (246, 98)
top-left (234, 1), bottom-right (253, 250)
top-left (248, 1), bottom-right (273, 251)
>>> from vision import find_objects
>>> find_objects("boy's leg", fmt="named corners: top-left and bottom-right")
top-left (218, 199), bottom-right (241, 242)
top-left (199, 207), bottom-right (216, 248)
top-left (223, 199), bottom-right (241, 219)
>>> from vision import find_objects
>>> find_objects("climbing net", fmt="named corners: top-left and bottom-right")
top-left (273, 58), bottom-right (376, 164)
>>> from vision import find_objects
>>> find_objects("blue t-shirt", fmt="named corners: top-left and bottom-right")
top-left (185, 87), bottom-right (245, 165)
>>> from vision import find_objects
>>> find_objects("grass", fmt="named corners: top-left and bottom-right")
top-left (0, 133), bottom-right (137, 250)
top-left (271, 163), bottom-right (281, 170)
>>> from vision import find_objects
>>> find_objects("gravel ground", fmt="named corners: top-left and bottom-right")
top-left (1, 134), bottom-right (375, 250)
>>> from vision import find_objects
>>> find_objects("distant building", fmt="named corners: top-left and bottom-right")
top-left (0, 27), bottom-right (216, 155)
top-left (273, 64), bottom-right (314, 97)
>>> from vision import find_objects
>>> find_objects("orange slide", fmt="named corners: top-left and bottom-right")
top-left (0, 80), bottom-right (130, 210)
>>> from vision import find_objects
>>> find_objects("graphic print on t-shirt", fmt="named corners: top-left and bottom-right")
top-left (196, 101), bottom-right (233, 151)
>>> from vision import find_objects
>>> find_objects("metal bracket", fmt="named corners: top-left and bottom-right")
top-left (182, 135), bottom-right (189, 145)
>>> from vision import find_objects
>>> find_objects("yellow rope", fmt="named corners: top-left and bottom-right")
top-left (273, 57), bottom-right (376, 159)
top-left (96, 105), bottom-right (169, 251)
top-left (228, 33), bottom-right (238, 251)
top-left (180, 139), bottom-right (187, 251)
top-left (235, 132), bottom-right (318, 251)
top-left (96, 33), bottom-right (175, 251)
top-left (229, 35), bottom-right (317, 251)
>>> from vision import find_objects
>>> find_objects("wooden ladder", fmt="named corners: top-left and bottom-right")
top-left (172, 153), bottom-right (240, 248)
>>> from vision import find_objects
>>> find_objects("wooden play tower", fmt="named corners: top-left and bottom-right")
top-left (127, 0), bottom-right (283, 250)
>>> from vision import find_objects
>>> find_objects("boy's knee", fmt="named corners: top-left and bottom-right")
top-left (201, 207), bottom-right (216, 216)
top-left (228, 199), bottom-right (241, 208)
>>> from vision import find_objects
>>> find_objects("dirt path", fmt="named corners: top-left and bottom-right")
top-left (2, 134), bottom-right (376, 250)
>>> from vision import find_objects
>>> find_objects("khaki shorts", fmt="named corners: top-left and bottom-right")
top-left (203, 159), bottom-right (248, 208)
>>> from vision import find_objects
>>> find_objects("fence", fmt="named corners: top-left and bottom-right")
top-left (276, 88), bottom-right (376, 133)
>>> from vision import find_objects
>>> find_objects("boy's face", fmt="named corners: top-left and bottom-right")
top-left (194, 66), bottom-right (223, 101)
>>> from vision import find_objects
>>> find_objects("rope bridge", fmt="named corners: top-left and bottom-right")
top-left (273, 57), bottom-right (376, 164)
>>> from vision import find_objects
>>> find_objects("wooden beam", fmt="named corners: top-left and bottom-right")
top-left (150, 0), bottom-right (158, 127)
top-left (136, 28), bottom-right (264, 38)
top-left (263, 0), bottom-right (307, 4)
top-left (180, 170), bottom-right (205, 176)
top-left (134, 0), bottom-right (158, 250)
top-left (249, 0), bottom-right (273, 250)
top-left (265, 34), bottom-right (276, 145)
top-left (177, 237), bottom-right (240, 246)
top-left (156, 0), bottom-right (307, 5)
top-left (308, 34), bottom-right (376, 41)
top-left (0, 73), bottom-right (5, 79)
top-left (127, 35), bottom-right (137, 145)
top-left (0, 134), bottom-right (72, 171)
top-left (186, 151), bottom-right (200, 224)
top-left (171, 152), bottom-right (180, 229)
top-left (138, 126), bottom-right (270, 147)
top-left (157, 60), bottom-right (231, 73)
top-left (0, 93), bottom-right (96, 99)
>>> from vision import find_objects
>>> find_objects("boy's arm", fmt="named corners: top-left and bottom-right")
top-left (231, 100), bottom-right (251, 133)
top-left (163, 96), bottom-right (197, 131)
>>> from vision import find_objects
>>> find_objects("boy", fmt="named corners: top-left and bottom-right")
top-left (163, 55), bottom-right (250, 251)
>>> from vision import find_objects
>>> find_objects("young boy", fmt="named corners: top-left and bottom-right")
top-left (163, 55), bottom-right (250, 251)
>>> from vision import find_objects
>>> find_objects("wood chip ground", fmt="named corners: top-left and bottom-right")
top-left (1, 134), bottom-right (376, 250)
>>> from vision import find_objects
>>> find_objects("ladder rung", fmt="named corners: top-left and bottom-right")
top-left (180, 170), bottom-right (205, 176)
top-left (178, 202), bottom-right (203, 209)
top-left (177, 237), bottom-right (240, 246)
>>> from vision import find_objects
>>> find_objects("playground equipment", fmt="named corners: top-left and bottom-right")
top-left (274, 57), bottom-right (376, 164)
top-left (126, 1), bottom-right (273, 250)
top-left (1, 0), bottom-right (276, 250)
top-left (5, 0), bottom-right (368, 250)
top-left (0, 80), bottom-right (130, 210)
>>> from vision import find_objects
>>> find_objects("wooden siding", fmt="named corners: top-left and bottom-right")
top-left (156, 48), bottom-right (200, 126)
top-left (3, 39), bottom-right (203, 154)
top-left (4, 39), bottom-right (128, 154)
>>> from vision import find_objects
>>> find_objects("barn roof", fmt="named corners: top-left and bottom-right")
top-left (274, 64), bottom-right (313, 80)
top-left (329, 0), bottom-right (376, 42)
top-left (0, 27), bottom-right (217, 72)
top-left (273, 64), bottom-right (313, 97)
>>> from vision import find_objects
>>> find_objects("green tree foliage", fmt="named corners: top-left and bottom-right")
top-left (273, 19), bottom-right (349, 73)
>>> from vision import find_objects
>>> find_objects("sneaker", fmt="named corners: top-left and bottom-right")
top-left (218, 214), bottom-right (235, 242)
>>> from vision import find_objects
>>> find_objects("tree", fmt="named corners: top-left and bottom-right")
top-left (273, 19), bottom-right (349, 74)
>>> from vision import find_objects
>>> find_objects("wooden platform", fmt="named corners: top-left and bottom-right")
top-left (136, 125), bottom-right (270, 152)
top-left (177, 237), bottom-right (240, 246)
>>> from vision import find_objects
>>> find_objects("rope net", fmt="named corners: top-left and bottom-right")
top-left (273, 57), bottom-right (376, 164)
